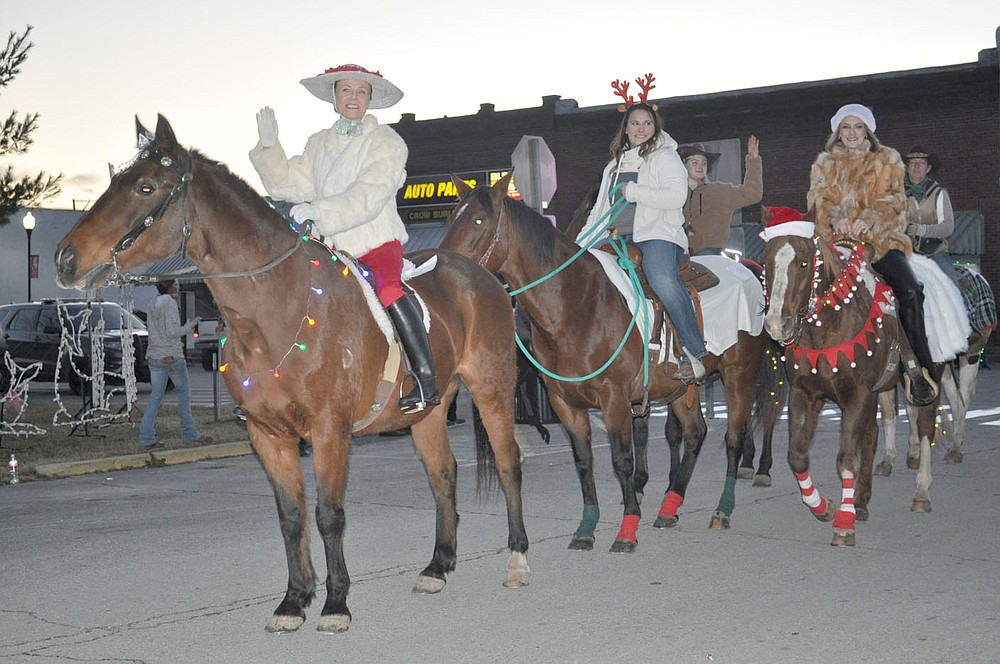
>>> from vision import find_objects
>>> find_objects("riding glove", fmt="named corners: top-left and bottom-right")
top-left (256, 106), bottom-right (279, 147)
top-left (290, 203), bottom-right (320, 225)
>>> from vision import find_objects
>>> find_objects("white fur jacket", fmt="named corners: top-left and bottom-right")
top-left (249, 114), bottom-right (408, 257)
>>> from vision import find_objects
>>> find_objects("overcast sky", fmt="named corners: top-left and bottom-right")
top-left (4, 1), bottom-right (999, 211)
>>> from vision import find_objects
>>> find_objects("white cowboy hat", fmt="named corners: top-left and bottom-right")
top-left (299, 64), bottom-right (403, 109)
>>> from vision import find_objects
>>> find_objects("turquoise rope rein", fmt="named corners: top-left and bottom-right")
top-left (508, 185), bottom-right (651, 385)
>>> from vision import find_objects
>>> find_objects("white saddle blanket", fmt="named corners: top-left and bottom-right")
top-left (588, 250), bottom-right (764, 356)
top-left (909, 253), bottom-right (969, 362)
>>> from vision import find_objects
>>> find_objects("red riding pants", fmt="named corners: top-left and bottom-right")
top-left (360, 240), bottom-right (406, 307)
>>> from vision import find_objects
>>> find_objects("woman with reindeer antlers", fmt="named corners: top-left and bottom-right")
top-left (575, 74), bottom-right (708, 384)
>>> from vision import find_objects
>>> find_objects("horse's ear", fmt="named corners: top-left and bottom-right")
top-left (136, 115), bottom-right (151, 147)
top-left (760, 205), bottom-right (771, 224)
top-left (154, 114), bottom-right (178, 152)
top-left (492, 170), bottom-right (514, 201)
top-left (451, 173), bottom-right (473, 199)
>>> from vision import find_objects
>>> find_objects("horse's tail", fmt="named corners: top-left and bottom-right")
top-left (472, 403), bottom-right (501, 500)
top-left (748, 338), bottom-right (788, 444)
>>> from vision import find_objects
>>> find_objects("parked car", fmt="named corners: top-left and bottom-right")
top-left (0, 300), bottom-right (150, 392)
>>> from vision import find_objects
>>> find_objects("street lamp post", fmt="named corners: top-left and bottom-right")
top-left (22, 211), bottom-right (36, 302)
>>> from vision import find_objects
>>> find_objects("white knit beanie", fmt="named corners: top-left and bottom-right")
top-left (830, 103), bottom-right (876, 132)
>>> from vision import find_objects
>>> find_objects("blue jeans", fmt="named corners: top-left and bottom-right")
top-left (635, 239), bottom-right (708, 359)
top-left (139, 356), bottom-right (199, 445)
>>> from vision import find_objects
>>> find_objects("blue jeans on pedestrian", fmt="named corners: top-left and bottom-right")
top-left (635, 239), bottom-right (708, 360)
top-left (139, 356), bottom-right (200, 446)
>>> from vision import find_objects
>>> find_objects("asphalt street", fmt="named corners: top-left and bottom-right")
top-left (2, 364), bottom-right (999, 663)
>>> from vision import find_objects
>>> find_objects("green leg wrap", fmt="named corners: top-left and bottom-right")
top-left (575, 504), bottom-right (601, 539)
top-left (715, 476), bottom-right (737, 516)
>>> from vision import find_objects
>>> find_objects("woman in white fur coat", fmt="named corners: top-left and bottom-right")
top-left (249, 64), bottom-right (439, 414)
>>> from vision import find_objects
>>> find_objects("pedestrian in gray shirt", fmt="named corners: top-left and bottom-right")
top-left (139, 280), bottom-right (208, 448)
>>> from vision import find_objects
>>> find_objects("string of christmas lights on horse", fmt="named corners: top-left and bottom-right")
top-left (217, 224), bottom-right (368, 390)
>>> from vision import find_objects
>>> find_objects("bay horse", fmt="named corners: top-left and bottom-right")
top-left (567, 188), bottom-right (783, 487)
top-left (53, 115), bottom-right (529, 633)
top-left (442, 173), bottom-right (777, 552)
top-left (762, 228), bottom-right (942, 546)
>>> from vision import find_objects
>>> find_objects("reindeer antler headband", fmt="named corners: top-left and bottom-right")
top-left (611, 73), bottom-right (658, 112)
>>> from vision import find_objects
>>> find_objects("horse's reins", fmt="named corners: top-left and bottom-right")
top-left (107, 143), bottom-right (308, 286)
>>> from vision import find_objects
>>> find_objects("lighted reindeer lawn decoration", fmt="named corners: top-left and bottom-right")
top-left (760, 207), bottom-right (945, 546)
top-left (54, 115), bottom-right (530, 633)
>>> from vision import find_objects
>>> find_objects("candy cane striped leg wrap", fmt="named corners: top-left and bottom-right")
top-left (615, 514), bottom-right (640, 543)
top-left (657, 490), bottom-right (684, 518)
top-left (832, 473), bottom-right (856, 531)
top-left (794, 470), bottom-right (828, 516)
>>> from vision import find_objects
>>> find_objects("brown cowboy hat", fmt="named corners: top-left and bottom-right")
top-left (902, 146), bottom-right (941, 174)
top-left (677, 143), bottom-right (721, 167)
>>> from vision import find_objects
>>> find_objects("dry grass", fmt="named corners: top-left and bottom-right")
top-left (1, 400), bottom-right (248, 482)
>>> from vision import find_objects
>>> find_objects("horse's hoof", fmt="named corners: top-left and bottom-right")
top-left (831, 530), bottom-right (856, 547)
top-left (906, 455), bottom-right (920, 470)
top-left (652, 515), bottom-right (678, 529)
top-left (911, 498), bottom-right (932, 513)
top-left (412, 575), bottom-right (447, 594)
top-left (813, 501), bottom-right (836, 523)
top-left (855, 506), bottom-right (869, 522)
top-left (503, 551), bottom-right (530, 588)
top-left (316, 613), bottom-right (351, 633)
top-left (709, 512), bottom-right (730, 529)
top-left (874, 460), bottom-right (892, 476)
top-left (944, 450), bottom-right (963, 464)
top-left (737, 467), bottom-right (754, 480)
top-left (609, 539), bottom-right (637, 554)
top-left (752, 474), bottom-right (772, 488)
top-left (568, 535), bottom-right (595, 551)
top-left (265, 614), bottom-right (305, 633)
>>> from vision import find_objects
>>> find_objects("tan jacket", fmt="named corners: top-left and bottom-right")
top-left (807, 141), bottom-right (911, 260)
top-left (906, 181), bottom-right (954, 255)
top-left (684, 155), bottom-right (762, 254)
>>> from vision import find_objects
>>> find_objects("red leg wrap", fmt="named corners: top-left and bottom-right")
top-left (658, 491), bottom-right (684, 518)
top-left (615, 514), bottom-right (640, 542)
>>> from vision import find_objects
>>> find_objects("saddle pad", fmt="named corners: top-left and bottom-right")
top-left (909, 254), bottom-right (970, 362)
top-left (588, 249), bottom-right (764, 356)
top-left (691, 255), bottom-right (766, 356)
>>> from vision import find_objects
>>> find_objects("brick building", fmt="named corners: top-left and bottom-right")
top-left (394, 47), bottom-right (1000, 294)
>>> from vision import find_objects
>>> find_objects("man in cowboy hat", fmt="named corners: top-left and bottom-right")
top-left (677, 137), bottom-right (762, 256)
top-left (249, 64), bottom-right (440, 414)
top-left (903, 146), bottom-right (959, 284)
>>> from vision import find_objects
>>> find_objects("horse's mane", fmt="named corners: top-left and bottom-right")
top-left (190, 149), bottom-right (287, 228)
top-left (491, 192), bottom-right (555, 267)
top-left (816, 236), bottom-right (851, 285)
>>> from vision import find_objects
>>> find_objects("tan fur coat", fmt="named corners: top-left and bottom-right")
top-left (807, 140), bottom-right (911, 259)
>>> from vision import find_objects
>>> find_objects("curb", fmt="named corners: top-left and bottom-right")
top-left (34, 441), bottom-right (254, 479)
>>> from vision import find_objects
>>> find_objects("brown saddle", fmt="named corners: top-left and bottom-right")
top-left (596, 238), bottom-right (719, 353)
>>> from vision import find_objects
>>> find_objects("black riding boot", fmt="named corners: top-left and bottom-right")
top-left (896, 288), bottom-right (938, 406)
top-left (387, 294), bottom-right (441, 414)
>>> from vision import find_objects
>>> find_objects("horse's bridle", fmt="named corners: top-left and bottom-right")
top-left (475, 196), bottom-right (505, 268)
top-left (105, 142), bottom-right (307, 285)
